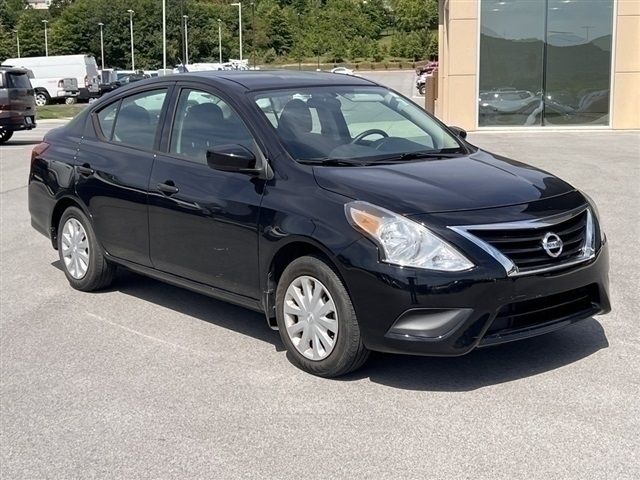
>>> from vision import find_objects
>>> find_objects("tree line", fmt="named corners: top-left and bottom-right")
top-left (0, 0), bottom-right (438, 69)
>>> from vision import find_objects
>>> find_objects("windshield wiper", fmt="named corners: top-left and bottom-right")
top-left (369, 150), bottom-right (465, 163)
top-left (298, 158), bottom-right (370, 167)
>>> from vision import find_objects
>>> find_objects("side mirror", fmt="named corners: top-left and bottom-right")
top-left (206, 144), bottom-right (260, 174)
top-left (449, 126), bottom-right (467, 139)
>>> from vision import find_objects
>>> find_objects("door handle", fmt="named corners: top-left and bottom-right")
top-left (157, 181), bottom-right (179, 195)
top-left (77, 164), bottom-right (94, 176)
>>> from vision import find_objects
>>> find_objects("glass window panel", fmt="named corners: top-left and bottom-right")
top-left (112, 89), bottom-right (167, 150)
top-left (544, 0), bottom-right (613, 126)
top-left (170, 89), bottom-right (256, 163)
top-left (479, 0), bottom-right (545, 126)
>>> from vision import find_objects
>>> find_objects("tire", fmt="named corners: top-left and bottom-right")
top-left (65, 96), bottom-right (77, 105)
top-left (0, 128), bottom-right (13, 145)
top-left (276, 255), bottom-right (369, 377)
top-left (418, 84), bottom-right (426, 95)
top-left (57, 206), bottom-right (116, 292)
top-left (35, 90), bottom-right (50, 107)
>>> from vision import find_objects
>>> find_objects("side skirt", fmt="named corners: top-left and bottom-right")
top-left (109, 256), bottom-right (265, 315)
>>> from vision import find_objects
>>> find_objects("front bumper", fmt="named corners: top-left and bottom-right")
top-left (336, 238), bottom-right (610, 356)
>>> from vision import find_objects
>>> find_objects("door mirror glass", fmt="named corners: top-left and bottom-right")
top-left (206, 144), bottom-right (258, 173)
top-left (448, 126), bottom-right (467, 139)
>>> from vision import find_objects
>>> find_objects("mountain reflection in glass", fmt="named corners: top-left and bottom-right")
top-left (479, 0), bottom-right (613, 127)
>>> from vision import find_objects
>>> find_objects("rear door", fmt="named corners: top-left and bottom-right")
top-left (75, 86), bottom-right (172, 266)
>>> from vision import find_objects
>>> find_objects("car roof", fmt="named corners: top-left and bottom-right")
top-left (144, 70), bottom-right (378, 91)
top-left (0, 66), bottom-right (30, 73)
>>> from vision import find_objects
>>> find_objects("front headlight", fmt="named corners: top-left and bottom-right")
top-left (345, 201), bottom-right (474, 271)
top-left (581, 191), bottom-right (606, 244)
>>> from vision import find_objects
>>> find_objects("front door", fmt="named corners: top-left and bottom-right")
top-left (148, 87), bottom-right (265, 299)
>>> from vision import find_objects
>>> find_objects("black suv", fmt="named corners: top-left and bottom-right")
top-left (28, 71), bottom-right (610, 377)
top-left (0, 66), bottom-right (36, 144)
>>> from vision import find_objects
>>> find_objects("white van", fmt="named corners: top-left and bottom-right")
top-left (1, 55), bottom-right (100, 105)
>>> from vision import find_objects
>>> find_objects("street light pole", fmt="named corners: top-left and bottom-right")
top-left (127, 9), bottom-right (135, 71)
top-left (297, 13), bottom-right (301, 70)
top-left (250, 2), bottom-right (255, 68)
top-left (98, 23), bottom-right (105, 71)
top-left (42, 20), bottom-right (48, 56)
top-left (231, 2), bottom-right (242, 62)
top-left (183, 15), bottom-right (189, 65)
top-left (14, 29), bottom-right (20, 58)
top-left (217, 19), bottom-right (222, 64)
top-left (162, 0), bottom-right (167, 71)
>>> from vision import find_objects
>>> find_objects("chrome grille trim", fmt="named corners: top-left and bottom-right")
top-left (449, 207), bottom-right (596, 277)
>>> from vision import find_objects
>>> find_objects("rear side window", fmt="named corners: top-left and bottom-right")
top-left (111, 89), bottom-right (167, 150)
top-left (97, 101), bottom-right (119, 139)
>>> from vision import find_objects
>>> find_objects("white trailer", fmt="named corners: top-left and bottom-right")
top-left (2, 55), bottom-right (100, 105)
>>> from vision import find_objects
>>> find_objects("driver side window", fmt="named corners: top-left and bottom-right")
top-left (169, 88), bottom-right (256, 164)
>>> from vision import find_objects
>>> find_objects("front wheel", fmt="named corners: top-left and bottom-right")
top-left (57, 206), bottom-right (116, 291)
top-left (276, 255), bottom-right (369, 377)
top-left (35, 90), bottom-right (50, 107)
top-left (0, 128), bottom-right (13, 145)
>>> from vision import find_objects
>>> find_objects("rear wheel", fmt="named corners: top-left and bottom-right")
top-left (65, 96), bottom-right (77, 105)
top-left (276, 255), bottom-right (369, 377)
top-left (0, 128), bottom-right (13, 145)
top-left (35, 90), bottom-right (50, 107)
top-left (57, 206), bottom-right (115, 291)
top-left (418, 84), bottom-right (426, 95)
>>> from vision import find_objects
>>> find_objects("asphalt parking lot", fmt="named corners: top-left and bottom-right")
top-left (1, 115), bottom-right (639, 478)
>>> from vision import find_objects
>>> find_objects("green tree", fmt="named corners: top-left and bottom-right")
top-left (391, 0), bottom-right (438, 32)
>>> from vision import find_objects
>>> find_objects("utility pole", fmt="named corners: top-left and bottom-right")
top-left (231, 2), bottom-right (243, 62)
top-left (42, 20), bottom-right (48, 56)
top-left (218, 19), bottom-right (223, 64)
top-left (250, 2), bottom-right (255, 68)
top-left (127, 9), bottom-right (135, 71)
top-left (183, 15), bottom-right (189, 65)
top-left (162, 0), bottom-right (167, 71)
top-left (14, 29), bottom-right (20, 58)
top-left (98, 23), bottom-right (105, 71)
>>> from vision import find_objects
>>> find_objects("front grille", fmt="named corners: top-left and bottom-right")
top-left (486, 285), bottom-right (599, 336)
top-left (468, 209), bottom-right (589, 272)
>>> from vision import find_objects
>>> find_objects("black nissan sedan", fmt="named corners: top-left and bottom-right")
top-left (28, 71), bottom-right (610, 377)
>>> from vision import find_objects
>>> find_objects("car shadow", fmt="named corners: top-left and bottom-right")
top-left (341, 318), bottom-right (608, 391)
top-left (4, 140), bottom-right (42, 146)
top-left (51, 260), bottom-right (609, 390)
top-left (51, 261), bottom-right (284, 351)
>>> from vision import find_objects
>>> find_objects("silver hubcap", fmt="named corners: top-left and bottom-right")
top-left (283, 275), bottom-right (338, 361)
top-left (35, 94), bottom-right (47, 106)
top-left (61, 218), bottom-right (90, 279)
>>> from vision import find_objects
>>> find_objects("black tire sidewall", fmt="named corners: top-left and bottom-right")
top-left (57, 207), bottom-right (107, 290)
top-left (275, 255), bottom-right (365, 377)
top-left (0, 129), bottom-right (13, 144)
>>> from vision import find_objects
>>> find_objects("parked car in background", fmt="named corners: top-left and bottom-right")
top-left (416, 73), bottom-right (427, 95)
top-left (1, 62), bottom-right (78, 107)
top-left (479, 89), bottom-right (541, 115)
top-left (0, 66), bottom-right (36, 144)
top-left (331, 66), bottom-right (355, 76)
top-left (2, 55), bottom-right (100, 105)
top-left (416, 61), bottom-right (438, 95)
top-left (28, 71), bottom-right (610, 377)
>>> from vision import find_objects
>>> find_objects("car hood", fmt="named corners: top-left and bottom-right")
top-left (312, 149), bottom-right (575, 214)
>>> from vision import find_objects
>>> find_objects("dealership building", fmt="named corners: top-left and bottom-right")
top-left (436, 0), bottom-right (640, 130)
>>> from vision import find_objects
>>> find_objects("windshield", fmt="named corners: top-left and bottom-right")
top-left (253, 86), bottom-right (464, 164)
